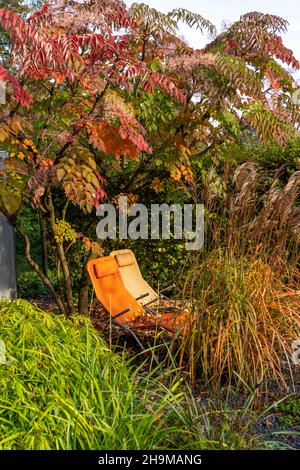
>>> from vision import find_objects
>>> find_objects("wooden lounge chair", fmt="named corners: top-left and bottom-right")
top-left (87, 256), bottom-right (190, 349)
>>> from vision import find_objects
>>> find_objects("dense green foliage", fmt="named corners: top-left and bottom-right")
top-left (0, 299), bottom-right (188, 450)
top-left (275, 397), bottom-right (300, 428)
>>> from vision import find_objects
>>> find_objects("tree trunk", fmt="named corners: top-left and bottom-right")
top-left (78, 277), bottom-right (90, 316)
top-left (39, 210), bottom-right (48, 276)
top-left (78, 254), bottom-right (93, 316)
top-left (14, 221), bottom-right (67, 315)
top-left (47, 194), bottom-right (76, 316)
top-left (0, 196), bottom-right (67, 315)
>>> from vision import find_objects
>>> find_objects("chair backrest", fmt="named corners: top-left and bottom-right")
top-left (87, 256), bottom-right (145, 324)
top-left (110, 249), bottom-right (157, 305)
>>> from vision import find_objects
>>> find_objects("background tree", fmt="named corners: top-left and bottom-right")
top-left (0, 1), bottom-right (299, 316)
top-left (0, 0), bottom-right (185, 315)
top-left (125, 6), bottom-right (299, 201)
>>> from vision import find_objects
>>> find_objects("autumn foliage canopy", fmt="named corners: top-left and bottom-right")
top-left (0, 1), bottom-right (299, 316)
top-left (0, 1), bottom-right (299, 214)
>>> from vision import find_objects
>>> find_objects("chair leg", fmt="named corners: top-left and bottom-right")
top-left (112, 319), bottom-right (145, 352)
top-left (112, 319), bottom-right (161, 367)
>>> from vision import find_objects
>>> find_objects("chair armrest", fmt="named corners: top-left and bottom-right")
top-left (135, 293), bottom-right (149, 302)
top-left (112, 308), bottom-right (131, 321)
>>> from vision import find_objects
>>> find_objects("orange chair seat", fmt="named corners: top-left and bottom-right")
top-left (87, 256), bottom-right (192, 334)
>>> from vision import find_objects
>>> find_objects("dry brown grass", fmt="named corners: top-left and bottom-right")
top-left (203, 162), bottom-right (300, 271)
top-left (176, 252), bottom-right (300, 389)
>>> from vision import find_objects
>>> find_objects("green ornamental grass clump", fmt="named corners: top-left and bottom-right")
top-left (0, 300), bottom-right (185, 450)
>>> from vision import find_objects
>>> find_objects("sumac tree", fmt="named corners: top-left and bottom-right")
top-left (0, 0), bottom-right (186, 315)
top-left (0, 1), bottom-right (299, 316)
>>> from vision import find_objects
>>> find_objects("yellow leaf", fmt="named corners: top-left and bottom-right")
top-left (57, 168), bottom-right (65, 181)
